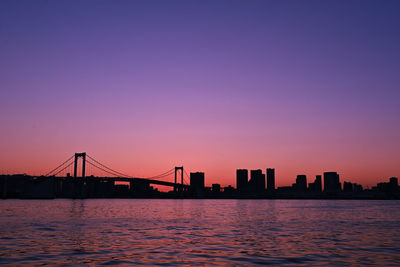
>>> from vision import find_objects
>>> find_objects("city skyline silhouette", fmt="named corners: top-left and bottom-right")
top-left (1, 148), bottom-right (400, 189)
top-left (1, 1), bottom-right (400, 266)
top-left (1, 152), bottom-right (398, 199)
top-left (1, 1), bottom-right (400, 189)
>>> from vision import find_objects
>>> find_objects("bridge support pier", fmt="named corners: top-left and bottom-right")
top-left (74, 152), bottom-right (86, 178)
top-left (174, 167), bottom-right (183, 193)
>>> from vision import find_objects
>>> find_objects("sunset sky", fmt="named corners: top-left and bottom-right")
top-left (1, 0), bottom-right (399, 188)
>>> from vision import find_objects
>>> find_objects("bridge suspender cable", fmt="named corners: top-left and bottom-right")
top-left (183, 169), bottom-right (191, 185)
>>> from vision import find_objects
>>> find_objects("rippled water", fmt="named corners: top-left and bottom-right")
top-left (0, 199), bottom-right (400, 266)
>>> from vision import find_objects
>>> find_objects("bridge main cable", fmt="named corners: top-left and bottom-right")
top-left (85, 160), bottom-right (177, 183)
top-left (52, 161), bottom-right (75, 176)
top-left (141, 168), bottom-right (175, 180)
top-left (85, 160), bottom-right (131, 177)
top-left (45, 155), bottom-right (75, 176)
top-left (86, 154), bottom-right (133, 178)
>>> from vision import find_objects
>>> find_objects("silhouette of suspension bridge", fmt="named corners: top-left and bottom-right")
top-left (45, 152), bottom-right (191, 192)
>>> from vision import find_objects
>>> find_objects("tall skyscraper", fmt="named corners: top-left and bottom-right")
top-left (249, 169), bottom-right (265, 192)
top-left (260, 173), bottom-right (266, 190)
top-left (309, 175), bottom-right (322, 192)
top-left (267, 168), bottom-right (275, 191)
top-left (315, 175), bottom-right (322, 192)
top-left (190, 172), bottom-right (205, 197)
top-left (295, 175), bottom-right (307, 191)
top-left (236, 169), bottom-right (248, 192)
top-left (324, 172), bottom-right (341, 192)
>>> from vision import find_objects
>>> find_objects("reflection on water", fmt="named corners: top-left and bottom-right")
top-left (1, 199), bottom-right (400, 265)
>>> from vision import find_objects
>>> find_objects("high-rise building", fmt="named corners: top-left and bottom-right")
top-left (249, 169), bottom-right (265, 192)
top-left (236, 169), bottom-right (248, 192)
top-left (343, 181), bottom-right (353, 192)
top-left (309, 175), bottom-right (322, 192)
top-left (190, 172), bottom-right (205, 197)
top-left (260, 173), bottom-right (266, 190)
top-left (295, 175), bottom-right (307, 191)
top-left (378, 177), bottom-right (399, 192)
top-left (267, 168), bottom-right (275, 191)
top-left (324, 172), bottom-right (341, 192)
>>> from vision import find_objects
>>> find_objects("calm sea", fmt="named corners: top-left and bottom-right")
top-left (0, 199), bottom-right (399, 266)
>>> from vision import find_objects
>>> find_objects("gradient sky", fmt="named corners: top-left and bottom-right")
top-left (1, 0), bottom-right (399, 188)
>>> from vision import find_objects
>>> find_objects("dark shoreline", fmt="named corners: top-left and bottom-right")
top-left (2, 174), bottom-right (399, 200)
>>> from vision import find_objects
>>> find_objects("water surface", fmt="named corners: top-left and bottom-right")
top-left (0, 199), bottom-right (399, 265)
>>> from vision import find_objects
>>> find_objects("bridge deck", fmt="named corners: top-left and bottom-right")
top-left (86, 176), bottom-right (189, 188)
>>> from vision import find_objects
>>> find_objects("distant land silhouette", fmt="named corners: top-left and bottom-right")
top-left (1, 153), bottom-right (399, 199)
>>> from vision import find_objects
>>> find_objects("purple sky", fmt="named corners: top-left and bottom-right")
top-left (1, 0), bottom-right (399, 187)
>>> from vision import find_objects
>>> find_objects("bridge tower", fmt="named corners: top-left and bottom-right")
top-left (174, 167), bottom-right (183, 192)
top-left (74, 152), bottom-right (86, 178)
